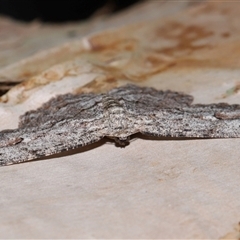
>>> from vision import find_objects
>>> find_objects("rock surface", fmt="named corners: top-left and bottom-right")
top-left (0, 1), bottom-right (240, 238)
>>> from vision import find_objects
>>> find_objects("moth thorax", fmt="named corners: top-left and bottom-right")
top-left (103, 95), bottom-right (124, 114)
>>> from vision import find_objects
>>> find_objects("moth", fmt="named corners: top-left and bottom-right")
top-left (0, 84), bottom-right (240, 166)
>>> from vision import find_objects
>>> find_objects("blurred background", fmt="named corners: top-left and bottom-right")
top-left (0, 0), bottom-right (141, 22)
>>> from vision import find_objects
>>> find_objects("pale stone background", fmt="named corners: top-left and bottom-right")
top-left (0, 1), bottom-right (240, 239)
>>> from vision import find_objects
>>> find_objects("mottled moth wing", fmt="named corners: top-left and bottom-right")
top-left (19, 93), bottom-right (104, 128)
top-left (0, 120), bottom-right (107, 166)
top-left (109, 84), bottom-right (193, 114)
top-left (0, 94), bottom-right (107, 165)
top-left (140, 103), bottom-right (240, 138)
top-left (109, 85), bottom-right (240, 139)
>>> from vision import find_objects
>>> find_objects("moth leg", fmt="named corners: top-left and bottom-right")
top-left (107, 136), bottom-right (130, 146)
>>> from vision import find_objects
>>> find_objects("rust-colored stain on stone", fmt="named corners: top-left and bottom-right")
top-left (89, 36), bottom-right (138, 53)
top-left (220, 222), bottom-right (240, 240)
top-left (43, 70), bottom-right (62, 81)
top-left (221, 32), bottom-right (231, 38)
top-left (75, 75), bottom-right (118, 94)
top-left (155, 22), bottom-right (213, 56)
top-left (87, 24), bottom-right (141, 52)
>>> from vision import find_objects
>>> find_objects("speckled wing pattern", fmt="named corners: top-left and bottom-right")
top-left (0, 84), bottom-right (240, 166)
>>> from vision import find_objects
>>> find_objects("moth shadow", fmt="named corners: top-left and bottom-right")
top-left (31, 138), bottom-right (108, 163)
top-left (31, 133), bottom-right (206, 164)
top-left (136, 133), bottom-right (206, 141)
